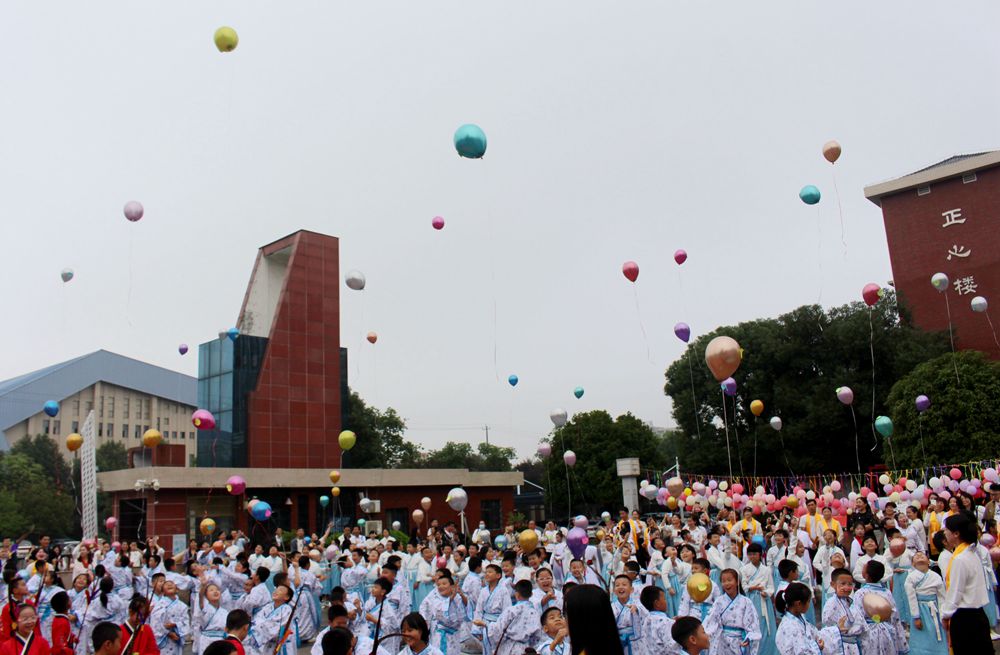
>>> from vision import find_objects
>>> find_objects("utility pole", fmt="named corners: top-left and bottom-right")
top-left (483, 425), bottom-right (490, 445)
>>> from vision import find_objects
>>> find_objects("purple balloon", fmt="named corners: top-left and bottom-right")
top-left (721, 377), bottom-right (737, 396)
top-left (674, 322), bottom-right (691, 343)
top-left (566, 527), bottom-right (588, 559)
top-left (836, 386), bottom-right (854, 405)
top-left (915, 394), bottom-right (930, 413)
top-left (123, 200), bottom-right (144, 222)
top-left (178, 344), bottom-right (189, 355)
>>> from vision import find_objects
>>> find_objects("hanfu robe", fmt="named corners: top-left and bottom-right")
top-left (235, 585), bottom-right (271, 620)
top-left (245, 602), bottom-right (294, 655)
top-left (642, 610), bottom-right (678, 655)
top-left (486, 600), bottom-right (540, 655)
top-left (387, 576), bottom-right (412, 618)
top-left (662, 559), bottom-right (691, 618)
top-left (411, 560), bottom-right (435, 610)
top-left (904, 569), bottom-right (947, 655)
top-left (886, 550), bottom-right (913, 624)
top-left (704, 593), bottom-right (761, 655)
top-left (194, 602), bottom-right (228, 655)
top-left (774, 613), bottom-right (822, 655)
top-left (610, 597), bottom-right (647, 655)
top-left (473, 584), bottom-right (510, 655)
top-left (818, 595), bottom-right (862, 655)
top-left (741, 563), bottom-right (776, 655)
top-left (218, 567), bottom-right (249, 606)
top-left (706, 546), bottom-right (727, 588)
top-left (427, 595), bottom-right (465, 655)
top-left (81, 596), bottom-right (126, 655)
top-left (396, 645), bottom-right (444, 655)
top-left (291, 569), bottom-right (320, 642)
top-left (535, 634), bottom-right (571, 655)
top-left (0, 632), bottom-right (51, 655)
top-left (49, 616), bottom-right (75, 655)
top-left (977, 543), bottom-right (999, 625)
top-left (460, 571), bottom-right (482, 622)
top-left (149, 597), bottom-right (188, 655)
top-left (108, 565), bottom-right (135, 604)
top-left (36, 586), bottom-right (59, 644)
top-left (852, 584), bottom-right (907, 655)
top-left (119, 621), bottom-right (159, 655)
top-left (678, 584), bottom-right (720, 622)
top-left (529, 588), bottom-right (563, 614)
top-left (362, 597), bottom-right (399, 654)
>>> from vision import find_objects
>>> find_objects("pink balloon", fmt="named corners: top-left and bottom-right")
top-left (105, 517), bottom-right (118, 530)
top-left (123, 201), bottom-right (144, 222)
top-left (537, 443), bottom-right (552, 458)
top-left (831, 480), bottom-right (842, 492)
top-left (622, 261), bottom-right (639, 283)
top-left (860, 487), bottom-right (870, 497)
top-left (563, 450), bottom-right (577, 467)
top-left (192, 409), bottom-right (217, 430)
top-left (674, 249), bottom-right (687, 265)
top-left (949, 468), bottom-right (962, 480)
top-left (732, 483), bottom-right (744, 495)
top-left (431, 216), bottom-right (445, 230)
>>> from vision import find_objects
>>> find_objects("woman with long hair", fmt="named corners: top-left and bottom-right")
top-left (563, 584), bottom-right (624, 655)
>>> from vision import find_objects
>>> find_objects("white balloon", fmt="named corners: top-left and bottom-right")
top-left (550, 408), bottom-right (568, 427)
top-left (446, 487), bottom-right (469, 512)
top-left (971, 296), bottom-right (988, 313)
top-left (345, 270), bottom-right (367, 291)
top-left (770, 416), bottom-right (782, 431)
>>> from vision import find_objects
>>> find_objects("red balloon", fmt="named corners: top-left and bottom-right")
top-left (732, 483), bottom-right (744, 495)
top-left (622, 261), bottom-right (639, 283)
top-left (862, 283), bottom-right (882, 306)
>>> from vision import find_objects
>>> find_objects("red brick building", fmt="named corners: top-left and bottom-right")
top-left (865, 152), bottom-right (1000, 356)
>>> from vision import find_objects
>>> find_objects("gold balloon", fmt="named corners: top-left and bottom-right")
top-left (705, 336), bottom-right (742, 381)
top-left (329, 470), bottom-right (341, 484)
top-left (66, 433), bottom-right (83, 452)
top-left (823, 140), bottom-right (842, 164)
top-left (596, 529), bottom-right (606, 540)
top-left (750, 399), bottom-right (764, 417)
top-left (786, 496), bottom-right (799, 509)
top-left (199, 518), bottom-right (216, 536)
top-left (862, 592), bottom-right (892, 623)
top-left (666, 496), bottom-right (679, 510)
top-left (214, 27), bottom-right (239, 53)
top-left (518, 529), bottom-right (539, 553)
top-left (338, 430), bottom-right (357, 451)
top-left (412, 509), bottom-right (425, 524)
top-left (687, 572), bottom-right (712, 603)
top-left (421, 497), bottom-right (432, 511)
top-left (331, 486), bottom-right (341, 497)
top-left (142, 429), bottom-right (163, 448)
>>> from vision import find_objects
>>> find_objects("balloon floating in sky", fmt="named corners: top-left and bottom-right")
top-left (508, 374), bottom-right (518, 387)
top-left (60, 268), bottom-right (74, 283)
top-left (971, 296), bottom-right (988, 313)
top-left (345, 270), bottom-right (366, 291)
top-left (550, 408), bottom-right (568, 428)
top-left (750, 399), bottom-right (764, 417)
top-left (674, 322), bottom-right (691, 343)
top-left (226, 475), bottom-right (246, 495)
top-left (142, 429), bottom-right (162, 448)
top-left (822, 140), bottom-right (842, 164)
top-left (704, 336), bottom-right (742, 381)
top-left (339, 430), bottom-right (357, 451)
top-left (674, 249), bottom-right (687, 265)
top-left (799, 185), bottom-right (821, 205)
top-left (770, 416), bottom-right (782, 431)
top-left (931, 272), bottom-right (949, 292)
top-left (319, 495), bottom-right (329, 508)
top-left (199, 518), bottom-right (216, 536)
top-left (192, 409), bottom-right (216, 430)
top-left (123, 201), bottom-right (144, 222)
top-left (622, 261), bottom-right (639, 283)
top-left (250, 501), bottom-right (272, 521)
top-left (43, 400), bottom-right (60, 417)
top-left (66, 433), bottom-right (83, 452)
top-left (178, 344), bottom-right (189, 355)
top-left (431, 216), bottom-right (445, 230)
top-left (537, 443), bottom-right (551, 458)
top-left (227, 327), bottom-right (240, 342)
top-left (720, 377), bottom-right (737, 397)
top-left (862, 283), bottom-right (883, 307)
top-left (573, 387), bottom-right (584, 399)
top-left (563, 450), bottom-right (577, 467)
top-left (874, 415), bottom-right (894, 438)
top-left (454, 124), bottom-right (487, 159)
top-left (836, 386), bottom-right (854, 405)
top-left (366, 332), bottom-right (378, 344)
top-left (214, 26), bottom-right (239, 52)
top-left (105, 516), bottom-right (118, 531)
top-left (329, 470), bottom-right (341, 484)
top-left (915, 395), bottom-right (930, 413)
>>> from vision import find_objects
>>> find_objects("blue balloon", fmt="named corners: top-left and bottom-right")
top-left (494, 535), bottom-right (507, 549)
top-left (508, 375), bottom-right (518, 387)
top-left (573, 387), bottom-right (584, 399)
top-left (43, 400), bottom-right (60, 418)
top-left (799, 185), bottom-right (821, 205)
top-left (751, 535), bottom-right (766, 548)
top-left (304, 536), bottom-right (312, 544)
top-left (227, 327), bottom-right (240, 341)
top-left (250, 501), bottom-right (272, 521)
top-left (454, 124), bottom-right (487, 159)
top-left (319, 495), bottom-right (330, 508)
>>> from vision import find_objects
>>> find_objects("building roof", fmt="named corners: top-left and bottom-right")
top-left (0, 350), bottom-right (196, 450)
top-left (97, 466), bottom-right (524, 492)
top-left (864, 150), bottom-right (1000, 206)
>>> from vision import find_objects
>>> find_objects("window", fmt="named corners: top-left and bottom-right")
top-left (85, 401), bottom-right (93, 413)
top-left (143, 425), bottom-right (149, 435)
top-left (163, 417), bottom-right (170, 427)
top-left (98, 423), bottom-right (103, 437)
top-left (73, 400), bottom-right (80, 413)
top-left (108, 397), bottom-right (115, 418)
top-left (71, 421), bottom-right (79, 433)
top-left (122, 424), bottom-right (129, 438)
top-left (99, 396), bottom-right (104, 418)
top-left (144, 399), bottom-right (151, 419)
top-left (134, 425), bottom-right (142, 438)
top-left (963, 172), bottom-right (977, 184)
top-left (189, 432), bottom-right (195, 440)
top-left (172, 431), bottom-right (177, 440)
top-left (156, 417), bottom-right (161, 430)
top-left (917, 185), bottom-right (931, 196)
top-left (107, 423), bottom-right (114, 438)
top-left (480, 499), bottom-right (502, 532)
top-left (123, 398), bottom-right (130, 418)
top-left (53, 420), bottom-right (60, 435)
top-left (42, 420), bottom-right (50, 435)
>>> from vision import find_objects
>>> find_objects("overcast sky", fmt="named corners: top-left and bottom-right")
top-left (2, 2), bottom-right (999, 460)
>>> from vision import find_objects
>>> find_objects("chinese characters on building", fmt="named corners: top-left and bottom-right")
top-left (941, 208), bottom-right (977, 295)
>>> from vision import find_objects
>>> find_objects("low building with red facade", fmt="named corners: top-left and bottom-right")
top-left (98, 230), bottom-right (522, 546)
top-left (865, 152), bottom-right (1000, 356)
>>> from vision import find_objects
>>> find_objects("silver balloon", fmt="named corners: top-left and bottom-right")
top-left (550, 408), bottom-right (568, 427)
top-left (345, 270), bottom-right (366, 291)
top-left (391, 521), bottom-right (401, 531)
top-left (770, 416), bottom-right (783, 431)
top-left (971, 296), bottom-right (988, 313)
top-left (446, 487), bottom-right (468, 512)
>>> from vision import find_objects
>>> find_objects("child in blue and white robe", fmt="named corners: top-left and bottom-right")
top-left (426, 584), bottom-right (466, 655)
top-left (704, 587), bottom-right (761, 655)
top-left (903, 556), bottom-right (947, 655)
top-left (246, 597), bottom-right (295, 655)
top-left (486, 594), bottom-right (540, 655)
top-left (611, 576), bottom-right (648, 655)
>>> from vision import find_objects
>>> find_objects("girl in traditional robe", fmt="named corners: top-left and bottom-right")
top-left (0, 605), bottom-right (49, 655)
top-left (484, 580), bottom-right (539, 655)
top-left (774, 583), bottom-right (824, 654)
top-left (397, 612), bottom-right (444, 655)
top-left (425, 575), bottom-right (465, 655)
top-left (903, 553), bottom-right (947, 655)
top-left (81, 579), bottom-right (125, 655)
top-left (852, 561), bottom-right (907, 655)
top-left (704, 568), bottom-right (761, 655)
top-left (609, 575), bottom-right (647, 655)
top-left (740, 543), bottom-right (776, 655)
top-left (119, 595), bottom-right (158, 655)
top-left (150, 581), bottom-right (188, 655)
top-left (362, 578), bottom-right (399, 654)
top-left (194, 584), bottom-right (229, 655)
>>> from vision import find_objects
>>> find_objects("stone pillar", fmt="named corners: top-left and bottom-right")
top-left (616, 458), bottom-right (641, 514)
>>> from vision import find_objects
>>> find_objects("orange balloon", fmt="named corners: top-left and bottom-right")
top-left (823, 140), bottom-right (842, 164)
top-left (367, 332), bottom-right (378, 344)
top-left (750, 399), bottom-right (764, 416)
top-left (705, 336), bottom-right (742, 381)
top-left (66, 433), bottom-right (83, 452)
top-left (212, 540), bottom-right (224, 554)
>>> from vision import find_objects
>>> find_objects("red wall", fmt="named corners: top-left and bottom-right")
top-left (128, 444), bottom-right (187, 468)
top-left (246, 231), bottom-right (343, 468)
top-left (880, 166), bottom-right (1000, 357)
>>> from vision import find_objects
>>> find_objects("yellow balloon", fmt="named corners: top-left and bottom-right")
top-left (750, 399), bottom-right (764, 417)
top-left (66, 433), bottom-right (83, 452)
top-left (338, 430), bottom-right (357, 451)
top-left (214, 27), bottom-right (239, 53)
top-left (687, 573), bottom-right (712, 603)
top-left (683, 487), bottom-right (692, 497)
top-left (329, 470), bottom-right (341, 484)
top-left (142, 429), bottom-right (163, 448)
top-left (331, 486), bottom-right (341, 497)
top-left (519, 529), bottom-right (539, 553)
top-left (199, 518), bottom-right (216, 536)
top-left (666, 496), bottom-right (678, 510)
top-left (596, 529), bottom-right (606, 540)
top-left (786, 496), bottom-right (799, 509)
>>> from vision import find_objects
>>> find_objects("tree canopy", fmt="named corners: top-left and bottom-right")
top-left (885, 350), bottom-right (1000, 468)
top-left (0, 437), bottom-right (75, 537)
top-left (664, 297), bottom-right (949, 476)
top-left (344, 391), bottom-right (421, 468)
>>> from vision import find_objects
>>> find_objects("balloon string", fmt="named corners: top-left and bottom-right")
top-left (686, 353), bottom-right (702, 439)
top-left (126, 232), bottom-right (134, 327)
top-left (752, 421), bottom-right (758, 478)
top-left (984, 312), bottom-right (1000, 355)
top-left (868, 307), bottom-right (878, 452)
top-left (632, 286), bottom-right (654, 365)
top-left (943, 292), bottom-right (960, 386)
top-left (815, 205), bottom-right (823, 309)
top-left (720, 389), bottom-right (733, 479)
top-left (917, 415), bottom-right (927, 478)
top-left (730, 394), bottom-right (745, 480)
top-left (832, 168), bottom-right (847, 257)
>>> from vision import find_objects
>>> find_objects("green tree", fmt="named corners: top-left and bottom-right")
top-left (885, 350), bottom-right (1000, 468)
top-left (96, 441), bottom-right (128, 472)
top-left (541, 410), bottom-right (666, 519)
top-left (664, 296), bottom-right (948, 476)
top-left (10, 435), bottom-right (72, 491)
top-left (421, 442), bottom-right (516, 471)
top-left (0, 453), bottom-right (74, 537)
top-left (343, 392), bottom-right (421, 468)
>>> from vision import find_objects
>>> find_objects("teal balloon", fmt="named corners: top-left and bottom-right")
top-left (357, 518), bottom-right (366, 527)
top-left (573, 387), bottom-right (584, 399)
top-left (875, 415), bottom-right (893, 438)
top-left (454, 124), bottom-right (487, 159)
top-left (799, 185), bottom-right (821, 205)
top-left (319, 495), bottom-right (330, 508)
